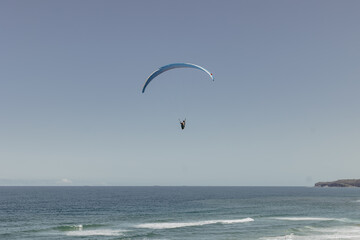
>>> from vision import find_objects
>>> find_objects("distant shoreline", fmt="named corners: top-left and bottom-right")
top-left (315, 179), bottom-right (360, 187)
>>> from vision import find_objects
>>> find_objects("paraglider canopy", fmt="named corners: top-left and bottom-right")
top-left (142, 63), bottom-right (214, 93)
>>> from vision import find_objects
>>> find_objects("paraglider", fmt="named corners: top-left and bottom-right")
top-left (142, 63), bottom-right (214, 130)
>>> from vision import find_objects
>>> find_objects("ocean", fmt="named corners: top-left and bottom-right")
top-left (1, 186), bottom-right (360, 239)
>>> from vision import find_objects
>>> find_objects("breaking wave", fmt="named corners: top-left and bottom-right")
top-left (261, 226), bottom-right (360, 240)
top-left (272, 217), bottom-right (347, 222)
top-left (65, 229), bottom-right (126, 236)
top-left (54, 224), bottom-right (126, 237)
top-left (136, 218), bottom-right (254, 229)
top-left (54, 224), bottom-right (84, 231)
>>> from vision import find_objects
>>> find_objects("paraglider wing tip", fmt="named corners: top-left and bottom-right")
top-left (141, 84), bottom-right (147, 93)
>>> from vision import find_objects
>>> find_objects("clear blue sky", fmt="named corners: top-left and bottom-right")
top-left (1, 0), bottom-right (359, 186)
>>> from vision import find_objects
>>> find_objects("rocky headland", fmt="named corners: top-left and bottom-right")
top-left (315, 179), bottom-right (360, 187)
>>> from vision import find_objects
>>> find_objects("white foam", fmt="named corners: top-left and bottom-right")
top-left (312, 226), bottom-right (360, 234)
top-left (261, 233), bottom-right (294, 240)
top-left (65, 229), bottom-right (126, 236)
top-left (137, 218), bottom-right (254, 229)
top-left (261, 226), bottom-right (360, 240)
top-left (75, 224), bottom-right (83, 230)
top-left (273, 217), bottom-right (339, 221)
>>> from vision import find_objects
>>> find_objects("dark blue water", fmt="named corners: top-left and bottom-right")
top-left (1, 186), bottom-right (360, 239)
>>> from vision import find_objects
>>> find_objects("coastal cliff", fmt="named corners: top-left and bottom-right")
top-left (315, 179), bottom-right (360, 187)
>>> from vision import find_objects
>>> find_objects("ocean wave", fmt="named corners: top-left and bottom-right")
top-left (136, 218), bottom-right (254, 229)
top-left (54, 224), bottom-right (126, 237)
top-left (272, 217), bottom-right (346, 222)
top-left (54, 224), bottom-right (84, 231)
top-left (261, 226), bottom-right (360, 240)
top-left (54, 224), bottom-right (105, 231)
top-left (65, 229), bottom-right (126, 236)
top-left (260, 233), bottom-right (294, 240)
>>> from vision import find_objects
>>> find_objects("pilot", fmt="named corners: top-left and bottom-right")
top-left (180, 119), bottom-right (186, 130)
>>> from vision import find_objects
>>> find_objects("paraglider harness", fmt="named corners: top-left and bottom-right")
top-left (179, 118), bottom-right (186, 130)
